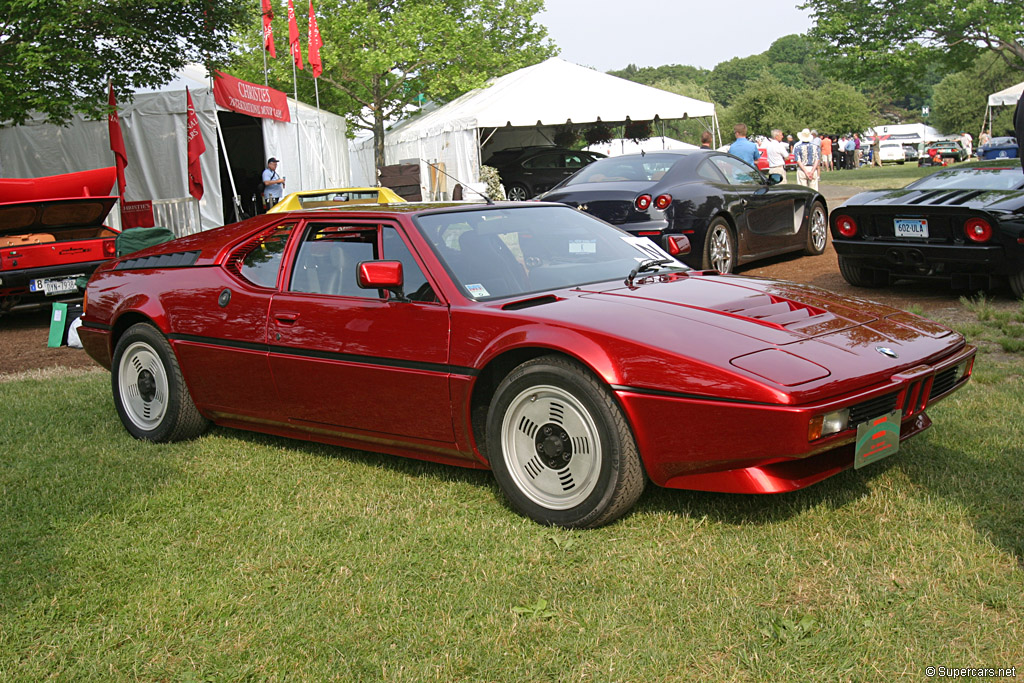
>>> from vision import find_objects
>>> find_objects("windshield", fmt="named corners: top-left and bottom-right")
top-left (415, 205), bottom-right (686, 300)
top-left (907, 168), bottom-right (1024, 191)
top-left (563, 154), bottom-right (683, 186)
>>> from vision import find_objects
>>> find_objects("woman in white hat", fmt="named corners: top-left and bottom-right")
top-left (793, 128), bottom-right (821, 191)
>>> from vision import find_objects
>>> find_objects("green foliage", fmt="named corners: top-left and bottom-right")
top-left (608, 63), bottom-right (710, 88)
top-left (479, 165), bottom-right (504, 201)
top-left (0, 0), bottom-right (253, 126)
top-left (232, 0), bottom-right (555, 172)
top-left (707, 53), bottom-right (770, 107)
top-left (803, 0), bottom-right (1024, 96)
top-left (932, 53), bottom-right (1020, 135)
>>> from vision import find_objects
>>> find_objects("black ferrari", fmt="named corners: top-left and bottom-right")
top-left (537, 150), bottom-right (828, 273)
top-left (830, 165), bottom-right (1024, 297)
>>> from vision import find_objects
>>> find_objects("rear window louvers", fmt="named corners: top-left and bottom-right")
top-left (115, 250), bottom-right (200, 270)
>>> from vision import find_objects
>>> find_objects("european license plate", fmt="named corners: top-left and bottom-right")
top-left (854, 410), bottom-right (901, 469)
top-left (894, 218), bottom-right (928, 238)
top-left (29, 275), bottom-right (84, 296)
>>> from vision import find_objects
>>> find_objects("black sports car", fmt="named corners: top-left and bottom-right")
top-left (831, 165), bottom-right (1024, 297)
top-left (537, 150), bottom-right (828, 273)
top-left (484, 147), bottom-right (605, 201)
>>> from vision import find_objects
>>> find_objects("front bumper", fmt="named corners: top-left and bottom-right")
top-left (617, 344), bottom-right (975, 493)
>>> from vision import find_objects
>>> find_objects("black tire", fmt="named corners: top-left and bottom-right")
top-left (702, 217), bottom-right (736, 273)
top-left (111, 322), bottom-right (209, 442)
top-left (1009, 271), bottom-right (1024, 299)
top-left (838, 256), bottom-right (887, 288)
top-left (505, 183), bottom-right (530, 201)
top-left (486, 355), bottom-right (645, 529)
top-left (804, 201), bottom-right (828, 255)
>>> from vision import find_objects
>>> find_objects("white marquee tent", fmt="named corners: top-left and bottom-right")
top-left (349, 58), bottom-right (718, 195)
top-left (585, 136), bottom-right (697, 157)
top-left (983, 81), bottom-right (1024, 135)
top-left (0, 66), bottom-right (349, 234)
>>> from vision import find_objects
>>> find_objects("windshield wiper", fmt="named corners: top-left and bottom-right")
top-left (625, 258), bottom-right (674, 286)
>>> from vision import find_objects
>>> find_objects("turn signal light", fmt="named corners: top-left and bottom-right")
top-left (664, 234), bottom-right (691, 256)
top-left (654, 194), bottom-right (673, 210)
top-left (103, 239), bottom-right (116, 257)
top-left (963, 218), bottom-right (992, 243)
top-left (808, 408), bottom-right (850, 441)
top-left (835, 215), bottom-right (857, 238)
top-left (635, 194), bottom-right (652, 211)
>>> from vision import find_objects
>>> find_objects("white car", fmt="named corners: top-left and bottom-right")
top-left (879, 142), bottom-right (906, 165)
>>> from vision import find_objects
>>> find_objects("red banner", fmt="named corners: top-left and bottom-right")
top-left (108, 84), bottom-right (128, 196)
top-left (122, 200), bottom-right (155, 229)
top-left (262, 0), bottom-right (276, 58)
top-left (288, 0), bottom-right (304, 70)
top-left (186, 88), bottom-right (205, 201)
top-left (212, 71), bottom-right (291, 123)
top-left (308, 0), bottom-right (323, 78)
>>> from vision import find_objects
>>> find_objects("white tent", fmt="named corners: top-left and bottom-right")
top-left (585, 136), bottom-right (697, 157)
top-left (983, 81), bottom-right (1023, 136)
top-left (865, 123), bottom-right (942, 147)
top-left (0, 66), bottom-right (348, 235)
top-left (350, 57), bottom-right (718, 195)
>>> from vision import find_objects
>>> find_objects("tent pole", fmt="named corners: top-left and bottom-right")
top-left (214, 110), bottom-right (242, 222)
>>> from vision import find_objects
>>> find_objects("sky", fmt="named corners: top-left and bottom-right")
top-left (536, 0), bottom-right (814, 72)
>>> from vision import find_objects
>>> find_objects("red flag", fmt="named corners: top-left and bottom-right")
top-left (287, 0), bottom-right (303, 70)
top-left (308, 0), bottom-right (323, 78)
top-left (108, 83), bottom-right (128, 196)
top-left (186, 88), bottom-right (206, 201)
top-left (262, 0), bottom-right (276, 58)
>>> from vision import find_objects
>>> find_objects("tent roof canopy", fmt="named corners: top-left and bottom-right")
top-left (384, 57), bottom-right (716, 144)
top-left (988, 81), bottom-right (1024, 107)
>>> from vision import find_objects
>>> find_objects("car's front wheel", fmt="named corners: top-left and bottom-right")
top-left (1009, 270), bottom-right (1024, 299)
top-left (112, 322), bottom-right (209, 442)
top-left (804, 201), bottom-right (828, 255)
top-left (486, 355), bottom-right (645, 528)
top-left (703, 218), bottom-right (736, 273)
top-left (838, 256), bottom-right (887, 288)
top-left (505, 183), bottom-right (530, 201)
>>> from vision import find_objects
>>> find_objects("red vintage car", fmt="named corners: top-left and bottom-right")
top-left (79, 202), bottom-right (975, 528)
top-left (0, 167), bottom-right (119, 316)
top-left (757, 147), bottom-right (798, 172)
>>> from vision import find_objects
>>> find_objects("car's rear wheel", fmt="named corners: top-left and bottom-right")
top-left (112, 322), bottom-right (209, 442)
top-left (703, 218), bottom-right (736, 273)
top-left (1009, 270), bottom-right (1024, 299)
top-left (506, 183), bottom-right (530, 201)
top-left (838, 256), bottom-right (887, 288)
top-left (804, 201), bottom-right (828, 255)
top-left (486, 355), bottom-right (645, 528)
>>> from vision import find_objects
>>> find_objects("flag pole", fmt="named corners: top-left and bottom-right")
top-left (292, 59), bottom-right (302, 192)
top-left (262, 13), bottom-right (269, 87)
top-left (314, 76), bottom-right (327, 187)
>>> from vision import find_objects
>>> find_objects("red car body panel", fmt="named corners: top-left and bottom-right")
top-left (80, 203), bottom-right (974, 494)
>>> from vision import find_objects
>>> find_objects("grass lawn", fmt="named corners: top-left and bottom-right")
top-left (821, 158), bottom-right (1015, 192)
top-left (2, 350), bottom-right (1023, 680)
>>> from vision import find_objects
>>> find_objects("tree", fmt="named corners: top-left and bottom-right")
top-left (931, 52), bottom-right (1020, 135)
top-left (0, 0), bottom-right (252, 126)
top-left (802, 0), bottom-right (1024, 96)
top-left (237, 0), bottom-right (554, 175)
top-left (706, 54), bottom-right (769, 107)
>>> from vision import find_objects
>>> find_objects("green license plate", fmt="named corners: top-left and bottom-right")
top-left (854, 410), bottom-right (901, 469)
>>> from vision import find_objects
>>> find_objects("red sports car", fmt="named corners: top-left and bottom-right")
top-left (79, 202), bottom-right (975, 528)
top-left (0, 167), bottom-right (119, 316)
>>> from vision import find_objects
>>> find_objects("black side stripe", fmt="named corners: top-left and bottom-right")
top-left (167, 332), bottom-right (479, 377)
top-left (610, 384), bottom-right (777, 406)
top-left (81, 321), bottom-right (112, 331)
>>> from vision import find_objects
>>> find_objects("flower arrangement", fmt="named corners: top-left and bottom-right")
top-left (479, 165), bottom-right (504, 202)
top-left (624, 119), bottom-right (652, 143)
top-left (584, 122), bottom-right (614, 145)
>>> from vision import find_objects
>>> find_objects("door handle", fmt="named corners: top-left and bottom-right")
top-left (274, 311), bottom-right (299, 325)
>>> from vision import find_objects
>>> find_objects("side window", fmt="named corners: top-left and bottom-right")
top-left (564, 154), bottom-right (587, 169)
top-left (236, 222), bottom-right (296, 288)
top-left (381, 227), bottom-right (437, 303)
top-left (711, 156), bottom-right (762, 185)
top-left (522, 153), bottom-right (562, 169)
top-left (289, 224), bottom-right (377, 298)
top-left (697, 159), bottom-right (727, 183)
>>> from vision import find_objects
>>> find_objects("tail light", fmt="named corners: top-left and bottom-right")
top-left (103, 239), bottom-right (116, 257)
top-left (634, 194), bottom-right (652, 211)
top-left (964, 218), bottom-right (992, 243)
top-left (654, 194), bottom-right (673, 210)
top-left (835, 214), bottom-right (858, 238)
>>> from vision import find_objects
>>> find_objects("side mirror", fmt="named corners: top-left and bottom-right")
top-left (358, 260), bottom-right (406, 300)
top-left (766, 172), bottom-right (784, 185)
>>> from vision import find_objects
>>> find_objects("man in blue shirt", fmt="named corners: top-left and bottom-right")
top-left (728, 123), bottom-right (761, 166)
top-left (262, 157), bottom-right (286, 210)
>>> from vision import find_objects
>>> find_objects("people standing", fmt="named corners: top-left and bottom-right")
top-left (728, 123), bottom-right (761, 166)
top-left (960, 131), bottom-right (973, 158)
top-left (871, 135), bottom-right (882, 167)
top-left (1015, 92), bottom-right (1024, 173)
top-left (845, 135), bottom-right (857, 169)
top-left (699, 131), bottom-right (713, 149)
top-left (262, 157), bottom-right (286, 210)
top-left (793, 128), bottom-right (821, 191)
top-left (821, 135), bottom-right (833, 172)
top-left (853, 133), bottom-right (862, 167)
top-left (979, 129), bottom-right (992, 148)
top-left (764, 129), bottom-right (788, 181)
